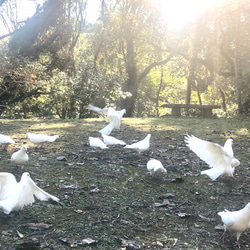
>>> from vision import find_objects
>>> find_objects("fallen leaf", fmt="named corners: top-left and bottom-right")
top-left (154, 199), bottom-right (169, 207)
top-left (17, 230), bottom-right (24, 238)
top-left (121, 238), bottom-right (141, 249)
top-left (215, 224), bottom-right (225, 231)
top-left (57, 156), bottom-right (67, 161)
top-left (90, 187), bottom-right (100, 193)
top-left (27, 223), bottom-right (53, 230)
top-left (158, 193), bottom-right (175, 199)
top-left (38, 156), bottom-right (48, 161)
top-left (79, 238), bottom-right (97, 245)
top-left (198, 214), bottom-right (215, 222)
top-left (178, 212), bottom-right (191, 218)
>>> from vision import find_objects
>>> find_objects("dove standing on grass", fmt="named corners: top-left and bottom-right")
top-left (147, 159), bottom-right (167, 177)
top-left (11, 146), bottom-right (29, 165)
top-left (125, 134), bottom-right (151, 153)
top-left (88, 137), bottom-right (108, 149)
top-left (184, 135), bottom-right (240, 181)
top-left (0, 134), bottom-right (15, 149)
top-left (101, 133), bottom-right (126, 146)
top-left (0, 172), bottom-right (59, 214)
top-left (218, 202), bottom-right (250, 248)
top-left (26, 133), bottom-right (59, 145)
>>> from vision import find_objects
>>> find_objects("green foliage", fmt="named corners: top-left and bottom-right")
top-left (0, 0), bottom-right (250, 118)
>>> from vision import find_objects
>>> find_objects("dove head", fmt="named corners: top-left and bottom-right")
top-left (146, 134), bottom-right (151, 140)
top-left (225, 138), bottom-right (233, 146)
top-left (21, 145), bottom-right (27, 151)
top-left (20, 172), bottom-right (31, 182)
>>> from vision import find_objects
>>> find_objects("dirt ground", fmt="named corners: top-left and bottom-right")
top-left (0, 116), bottom-right (249, 249)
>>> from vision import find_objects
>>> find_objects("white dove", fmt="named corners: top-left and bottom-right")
top-left (101, 134), bottom-right (126, 146)
top-left (223, 138), bottom-right (234, 158)
top-left (10, 145), bottom-right (29, 165)
top-left (0, 134), bottom-right (15, 149)
top-left (88, 105), bottom-right (126, 135)
top-left (218, 202), bottom-right (250, 248)
top-left (147, 159), bottom-right (167, 177)
top-left (88, 137), bottom-right (108, 149)
top-left (185, 135), bottom-right (240, 181)
top-left (0, 172), bottom-right (59, 214)
top-left (125, 134), bottom-right (151, 153)
top-left (27, 133), bottom-right (59, 144)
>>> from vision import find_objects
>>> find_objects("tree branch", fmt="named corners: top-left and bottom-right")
top-left (138, 54), bottom-right (173, 82)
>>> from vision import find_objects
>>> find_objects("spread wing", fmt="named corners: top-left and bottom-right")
top-left (17, 177), bottom-right (59, 209)
top-left (185, 135), bottom-right (232, 169)
top-left (0, 173), bottom-right (17, 200)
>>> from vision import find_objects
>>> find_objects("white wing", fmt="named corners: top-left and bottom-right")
top-left (16, 176), bottom-right (59, 211)
top-left (102, 134), bottom-right (126, 145)
top-left (107, 108), bottom-right (121, 129)
top-left (224, 139), bottom-right (234, 158)
top-left (185, 135), bottom-right (232, 168)
top-left (99, 122), bottom-right (115, 135)
top-left (88, 105), bottom-right (109, 115)
top-left (0, 173), bottom-right (17, 200)
top-left (89, 137), bottom-right (108, 149)
top-left (125, 134), bottom-right (151, 152)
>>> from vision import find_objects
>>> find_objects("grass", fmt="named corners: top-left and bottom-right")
top-left (0, 116), bottom-right (249, 249)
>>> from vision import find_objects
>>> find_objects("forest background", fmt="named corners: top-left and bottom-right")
top-left (0, 0), bottom-right (249, 119)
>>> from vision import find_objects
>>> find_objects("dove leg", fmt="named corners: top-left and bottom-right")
top-left (219, 229), bottom-right (226, 242)
top-left (234, 241), bottom-right (241, 249)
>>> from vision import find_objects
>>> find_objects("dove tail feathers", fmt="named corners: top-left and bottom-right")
top-left (201, 168), bottom-right (222, 181)
top-left (0, 199), bottom-right (16, 214)
top-left (99, 122), bottom-right (114, 135)
top-left (47, 135), bottom-right (59, 142)
top-left (88, 105), bottom-right (102, 113)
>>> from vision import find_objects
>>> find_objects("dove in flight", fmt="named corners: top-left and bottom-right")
top-left (88, 137), bottom-right (108, 149)
top-left (88, 105), bottom-right (126, 135)
top-left (218, 202), bottom-right (250, 248)
top-left (184, 135), bottom-right (240, 181)
top-left (27, 133), bottom-right (59, 145)
top-left (125, 134), bottom-right (151, 153)
top-left (101, 133), bottom-right (126, 146)
top-left (11, 145), bottom-right (29, 165)
top-left (0, 134), bottom-right (15, 149)
top-left (147, 159), bottom-right (167, 177)
top-left (0, 172), bottom-right (59, 214)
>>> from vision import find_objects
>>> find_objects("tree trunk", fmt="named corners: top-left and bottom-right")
top-left (234, 3), bottom-right (243, 114)
top-left (122, 37), bottom-right (138, 117)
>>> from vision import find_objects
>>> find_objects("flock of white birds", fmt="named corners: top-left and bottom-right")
top-left (0, 106), bottom-right (247, 248)
top-left (0, 132), bottom-right (60, 215)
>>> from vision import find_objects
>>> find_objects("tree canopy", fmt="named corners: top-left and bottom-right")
top-left (0, 0), bottom-right (249, 118)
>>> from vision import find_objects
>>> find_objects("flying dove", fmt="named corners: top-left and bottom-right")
top-left (101, 133), bottom-right (126, 146)
top-left (10, 145), bottom-right (29, 165)
top-left (125, 134), bottom-right (151, 153)
top-left (88, 105), bottom-right (126, 135)
top-left (88, 136), bottom-right (108, 149)
top-left (27, 133), bottom-right (59, 144)
top-left (218, 202), bottom-right (250, 248)
top-left (0, 172), bottom-right (59, 214)
top-left (147, 159), bottom-right (167, 177)
top-left (184, 135), bottom-right (240, 181)
top-left (0, 134), bottom-right (15, 149)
